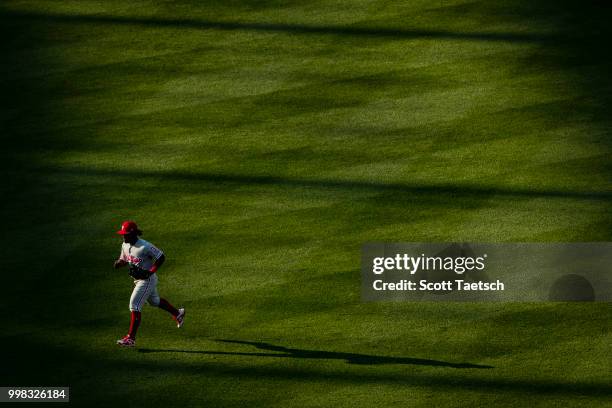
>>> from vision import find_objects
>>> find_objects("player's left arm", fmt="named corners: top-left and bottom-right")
top-left (149, 254), bottom-right (165, 273)
top-left (145, 242), bottom-right (165, 273)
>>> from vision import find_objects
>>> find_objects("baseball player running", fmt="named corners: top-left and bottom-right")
top-left (114, 220), bottom-right (185, 347)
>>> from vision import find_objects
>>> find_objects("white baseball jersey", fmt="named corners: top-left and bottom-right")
top-left (119, 238), bottom-right (163, 272)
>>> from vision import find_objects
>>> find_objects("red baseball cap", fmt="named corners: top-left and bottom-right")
top-left (117, 220), bottom-right (142, 235)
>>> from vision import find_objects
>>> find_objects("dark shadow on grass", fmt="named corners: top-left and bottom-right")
top-left (138, 339), bottom-right (493, 369)
top-left (41, 165), bottom-right (612, 202)
top-left (133, 357), bottom-right (612, 397)
top-left (5, 338), bottom-right (610, 399)
top-left (0, 9), bottom-right (557, 44)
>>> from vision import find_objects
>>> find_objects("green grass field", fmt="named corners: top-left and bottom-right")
top-left (1, 1), bottom-right (611, 406)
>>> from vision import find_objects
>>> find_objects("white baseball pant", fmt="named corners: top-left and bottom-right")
top-left (129, 273), bottom-right (161, 311)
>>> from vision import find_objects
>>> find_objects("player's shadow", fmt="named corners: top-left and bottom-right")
top-left (138, 339), bottom-right (493, 369)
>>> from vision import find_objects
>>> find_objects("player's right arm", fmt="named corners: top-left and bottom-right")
top-left (114, 259), bottom-right (128, 268)
top-left (114, 247), bottom-right (128, 268)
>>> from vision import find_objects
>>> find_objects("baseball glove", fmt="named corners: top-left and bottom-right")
top-left (128, 264), bottom-right (151, 280)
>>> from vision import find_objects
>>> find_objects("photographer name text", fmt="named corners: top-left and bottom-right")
top-left (373, 279), bottom-right (505, 291)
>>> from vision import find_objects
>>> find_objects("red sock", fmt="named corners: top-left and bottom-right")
top-left (158, 298), bottom-right (179, 317)
top-left (128, 311), bottom-right (141, 339)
